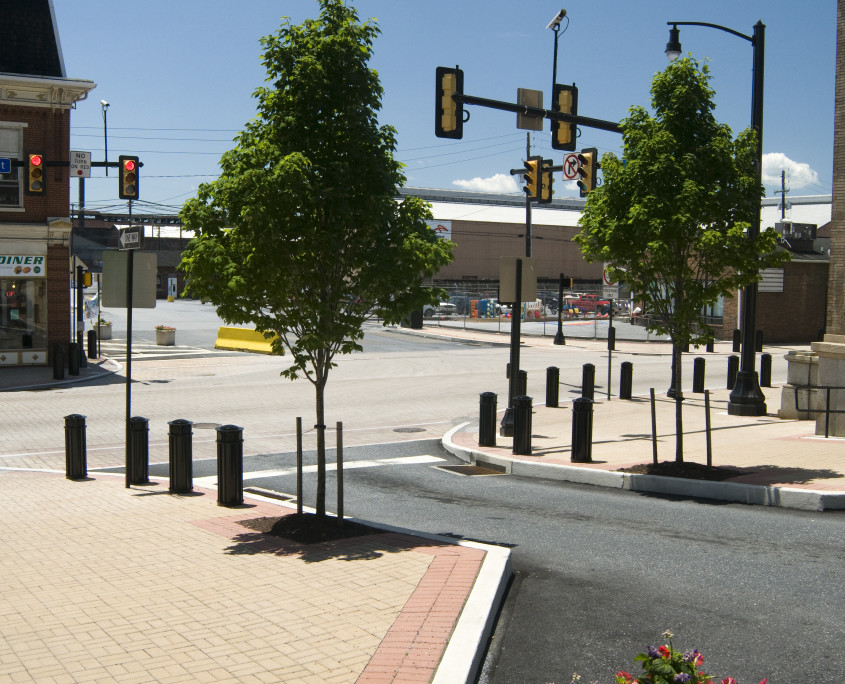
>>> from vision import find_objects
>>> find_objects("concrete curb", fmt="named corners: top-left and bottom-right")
top-left (442, 423), bottom-right (845, 512)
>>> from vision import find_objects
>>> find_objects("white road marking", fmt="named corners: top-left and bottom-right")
top-left (193, 453), bottom-right (445, 487)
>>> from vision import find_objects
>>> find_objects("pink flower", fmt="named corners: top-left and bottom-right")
top-left (720, 678), bottom-right (737, 684)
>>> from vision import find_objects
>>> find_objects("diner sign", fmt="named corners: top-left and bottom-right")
top-left (0, 255), bottom-right (46, 277)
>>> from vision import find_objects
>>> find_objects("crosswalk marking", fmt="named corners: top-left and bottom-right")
top-left (194, 454), bottom-right (445, 487)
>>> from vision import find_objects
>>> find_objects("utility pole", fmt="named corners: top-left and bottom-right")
top-left (525, 133), bottom-right (532, 258)
top-left (774, 169), bottom-right (790, 220)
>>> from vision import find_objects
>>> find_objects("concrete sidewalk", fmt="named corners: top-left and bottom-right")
top-left (0, 469), bottom-right (509, 683)
top-left (444, 386), bottom-right (845, 511)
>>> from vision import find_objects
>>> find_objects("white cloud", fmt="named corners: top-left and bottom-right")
top-left (763, 152), bottom-right (820, 189)
top-left (452, 173), bottom-right (518, 193)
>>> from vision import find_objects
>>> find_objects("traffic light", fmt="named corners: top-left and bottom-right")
top-left (82, 271), bottom-right (92, 287)
top-left (539, 158), bottom-right (554, 204)
top-left (118, 155), bottom-right (139, 200)
top-left (577, 147), bottom-right (597, 197)
top-left (523, 156), bottom-right (541, 199)
top-left (435, 66), bottom-right (464, 139)
top-left (26, 154), bottom-right (44, 194)
top-left (551, 84), bottom-right (578, 151)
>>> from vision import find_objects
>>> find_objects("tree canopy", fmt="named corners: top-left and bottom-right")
top-left (575, 56), bottom-right (788, 461)
top-left (178, 0), bottom-right (453, 512)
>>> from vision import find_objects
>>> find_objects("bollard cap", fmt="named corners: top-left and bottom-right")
top-left (480, 391), bottom-right (497, 398)
top-left (168, 418), bottom-right (193, 426)
top-left (64, 413), bottom-right (86, 420)
top-left (513, 395), bottom-right (533, 404)
top-left (573, 396), bottom-right (593, 404)
top-left (216, 424), bottom-right (243, 432)
top-left (129, 416), bottom-right (149, 424)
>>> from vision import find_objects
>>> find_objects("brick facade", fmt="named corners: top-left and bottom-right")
top-left (0, 104), bottom-right (72, 222)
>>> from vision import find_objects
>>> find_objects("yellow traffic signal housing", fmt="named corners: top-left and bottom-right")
top-left (118, 155), bottom-right (139, 200)
top-left (26, 153), bottom-right (45, 194)
top-left (435, 66), bottom-right (464, 139)
top-left (551, 84), bottom-right (578, 151)
top-left (539, 158), bottom-right (554, 204)
top-left (577, 148), bottom-right (597, 197)
top-left (523, 156), bottom-right (541, 199)
top-left (83, 271), bottom-right (92, 287)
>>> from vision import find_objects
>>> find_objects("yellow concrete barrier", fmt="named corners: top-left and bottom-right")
top-left (214, 327), bottom-right (279, 354)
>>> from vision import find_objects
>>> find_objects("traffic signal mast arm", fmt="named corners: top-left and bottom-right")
top-left (455, 92), bottom-right (622, 135)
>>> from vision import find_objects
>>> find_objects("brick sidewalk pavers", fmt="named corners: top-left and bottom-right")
top-left (0, 471), bottom-right (485, 683)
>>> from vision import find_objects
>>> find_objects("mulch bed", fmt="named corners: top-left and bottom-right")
top-left (238, 513), bottom-right (386, 545)
top-left (616, 461), bottom-right (744, 481)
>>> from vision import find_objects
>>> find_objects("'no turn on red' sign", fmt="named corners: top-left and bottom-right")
top-left (69, 150), bottom-right (91, 178)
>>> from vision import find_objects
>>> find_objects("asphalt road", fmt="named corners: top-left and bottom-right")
top-left (115, 438), bottom-right (845, 684)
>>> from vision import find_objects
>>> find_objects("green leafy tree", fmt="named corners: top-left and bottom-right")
top-left (178, 0), bottom-right (453, 514)
top-left (574, 56), bottom-right (787, 462)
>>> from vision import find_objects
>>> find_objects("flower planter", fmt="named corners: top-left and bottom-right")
top-left (155, 329), bottom-right (176, 346)
top-left (95, 324), bottom-right (112, 340)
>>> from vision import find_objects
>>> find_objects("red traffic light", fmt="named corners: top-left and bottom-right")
top-left (30, 154), bottom-right (42, 167)
top-left (123, 159), bottom-right (136, 172)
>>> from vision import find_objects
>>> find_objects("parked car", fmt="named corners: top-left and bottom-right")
top-left (423, 301), bottom-right (457, 318)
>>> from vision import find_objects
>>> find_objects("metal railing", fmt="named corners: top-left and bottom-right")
top-left (791, 384), bottom-right (844, 438)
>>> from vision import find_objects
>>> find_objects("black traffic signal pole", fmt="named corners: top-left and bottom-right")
top-left (455, 93), bottom-right (622, 135)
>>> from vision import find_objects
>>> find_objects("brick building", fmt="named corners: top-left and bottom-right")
top-left (0, 0), bottom-right (95, 366)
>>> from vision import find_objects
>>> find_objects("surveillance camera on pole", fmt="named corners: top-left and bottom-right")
top-left (547, 9), bottom-right (567, 31)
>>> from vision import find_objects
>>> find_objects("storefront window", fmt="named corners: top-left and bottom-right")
top-left (1, 278), bottom-right (47, 351)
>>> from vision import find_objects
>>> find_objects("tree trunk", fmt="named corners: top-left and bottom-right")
top-left (314, 366), bottom-right (327, 517)
top-left (673, 341), bottom-right (684, 463)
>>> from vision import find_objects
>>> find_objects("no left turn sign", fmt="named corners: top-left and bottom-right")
top-left (562, 153), bottom-right (580, 180)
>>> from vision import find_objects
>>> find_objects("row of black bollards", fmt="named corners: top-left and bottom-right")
top-left (64, 415), bottom-right (245, 507)
top-left (478, 389), bottom-right (594, 462)
top-left (53, 342), bottom-right (87, 379)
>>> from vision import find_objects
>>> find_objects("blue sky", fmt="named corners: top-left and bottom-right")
top-left (53, 0), bottom-right (836, 215)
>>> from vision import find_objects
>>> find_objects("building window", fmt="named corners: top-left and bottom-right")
top-left (0, 127), bottom-right (23, 208)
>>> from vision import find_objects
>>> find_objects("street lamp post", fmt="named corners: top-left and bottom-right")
top-left (665, 20), bottom-right (767, 417)
top-left (100, 100), bottom-right (110, 176)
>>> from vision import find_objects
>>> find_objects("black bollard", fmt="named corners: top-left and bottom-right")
top-left (64, 414), bottom-right (87, 480)
top-left (732, 329), bottom-right (741, 353)
top-left (760, 353), bottom-right (772, 388)
top-left (478, 392), bottom-right (497, 447)
top-left (581, 363), bottom-right (595, 400)
top-left (692, 357), bottom-right (705, 393)
top-left (127, 417), bottom-right (150, 485)
top-left (77, 331), bottom-right (87, 368)
top-left (619, 361), bottom-right (633, 400)
top-left (168, 419), bottom-right (194, 493)
top-left (217, 424), bottom-right (244, 506)
top-left (87, 330), bottom-right (97, 359)
top-left (706, 340), bottom-right (714, 353)
top-left (68, 342), bottom-right (80, 376)
top-left (512, 395), bottom-right (533, 456)
top-left (571, 397), bottom-right (594, 463)
top-left (546, 367), bottom-right (560, 408)
top-left (755, 329), bottom-right (763, 353)
top-left (727, 355), bottom-right (739, 390)
top-left (53, 344), bottom-right (64, 380)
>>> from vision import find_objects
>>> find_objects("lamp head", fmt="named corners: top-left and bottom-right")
top-left (665, 24), bottom-right (682, 60)
top-left (100, 99), bottom-right (110, 109)
top-left (547, 9), bottom-right (567, 31)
